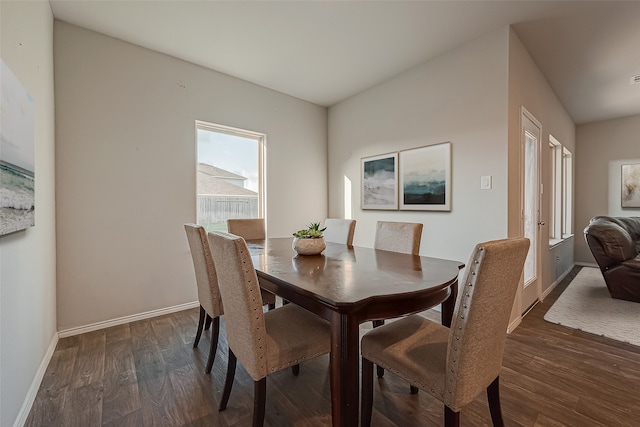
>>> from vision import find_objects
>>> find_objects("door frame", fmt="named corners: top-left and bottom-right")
top-left (520, 106), bottom-right (543, 315)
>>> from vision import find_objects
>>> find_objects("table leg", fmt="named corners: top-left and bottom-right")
top-left (329, 312), bottom-right (360, 427)
top-left (441, 279), bottom-right (458, 327)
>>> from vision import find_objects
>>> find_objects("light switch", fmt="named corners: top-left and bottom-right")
top-left (481, 175), bottom-right (492, 190)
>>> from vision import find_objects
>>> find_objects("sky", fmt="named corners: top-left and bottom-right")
top-left (197, 128), bottom-right (260, 191)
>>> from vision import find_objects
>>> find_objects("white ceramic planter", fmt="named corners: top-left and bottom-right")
top-left (292, 237), bottom-right (326, 256)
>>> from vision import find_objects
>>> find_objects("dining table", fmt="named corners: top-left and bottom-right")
top-left (247, 237), bottom-right (464, 427)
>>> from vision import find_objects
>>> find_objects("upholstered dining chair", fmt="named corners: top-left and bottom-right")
top-left (227, 218), bottom-right (266, 241)
top-left (184, 223), bottom-right (224, 374)
top-left (226, 218), bottom-right (277, 310)
top-left (184, 223), bottom-right (278, 374)
top-left (372, 220), bottom-right (424, 379)
top-left (374, 220), bottom-right (423, 255)
top-left (208, 231), bottom-right (331, 427)
top-left (360, 237), bottom-right (530, 427)
top-left (323, 218), bottom-right (356, 246)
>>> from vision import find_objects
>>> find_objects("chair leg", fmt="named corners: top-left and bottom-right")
top-left (444, 406), bottom-right (460, 427)
top-left (410, 385), bottom-right (419, 394)
top-left (291, 364), bottom-right (300, 376)
top-left (193, 306), bottom-right (205, 348)
top-left (487, 376), bottom-right (505, 427)
top-left (219, 348), bottom-right (237, 412)
top-left (373, 319), bottom-right (385, 377)
top-left (361, 357), bottom-right (374, 427)
top-left (205, 317), bottom-right (220, 374)
top-left (253, 378), bottom-right (267, 427)
top-left (204, 314), bottom-right (212, 331)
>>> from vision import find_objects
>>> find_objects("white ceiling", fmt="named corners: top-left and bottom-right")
top-left (49, 0), bottom-right (640, 124)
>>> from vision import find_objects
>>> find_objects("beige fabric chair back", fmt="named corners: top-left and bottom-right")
top-left (184, 224), bottom-right (223, 317)
top-left (227, 218), bottom-right (266, 240)
top-left (374, 221), bottom-right (423, 255)
top-left (208, 231), bottom-right (268, 380)
top-left (445, 237), bottom-right (529, 411)
top-left (323, 218), bottom-right (356, 246)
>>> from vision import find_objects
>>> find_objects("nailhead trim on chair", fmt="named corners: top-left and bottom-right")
top-left (445, 246), bottom-right (485, 404)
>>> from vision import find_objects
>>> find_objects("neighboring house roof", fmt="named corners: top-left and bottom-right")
top-left (197, 163), bottom-right (257, 196)
top-left (198, 162), bottom-right (246, 181)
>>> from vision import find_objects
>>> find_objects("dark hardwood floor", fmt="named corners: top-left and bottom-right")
top-left (25, 267), bottom-right (640, 426)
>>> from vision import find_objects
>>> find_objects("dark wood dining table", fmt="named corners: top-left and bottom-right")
top-left (247, 237), bottom-right (464, 427)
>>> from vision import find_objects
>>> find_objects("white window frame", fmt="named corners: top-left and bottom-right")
top-left (562, 147), bottom-right (573, 238)
top-left (548, 134), bottom-right (572, 246)
top-left (195, 120), bottom-right (266, 227)
top-left (549, 136), bottom-right (562, 241)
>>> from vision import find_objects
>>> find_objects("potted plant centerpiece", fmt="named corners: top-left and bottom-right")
top-left (292, 222), bottom-right (326, 255)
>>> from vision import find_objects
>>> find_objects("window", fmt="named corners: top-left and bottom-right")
top-left (562, 147), bottom-right (573, 237)
top-left (195, 121), bottom-right (265, 232)
top-left (548, 135), bottom-right (572, 244)
top-left (549, 137), bottom-right (562, 240)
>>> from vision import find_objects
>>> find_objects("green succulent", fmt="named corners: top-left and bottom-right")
top-left (293, 222), bottom-right (327, 239)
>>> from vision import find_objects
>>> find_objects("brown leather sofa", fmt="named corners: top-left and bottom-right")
top-left (584, 216), bottom-right (640, 302)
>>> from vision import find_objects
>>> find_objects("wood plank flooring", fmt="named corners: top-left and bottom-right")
top-left (25, 267), bottom-right (640, 426)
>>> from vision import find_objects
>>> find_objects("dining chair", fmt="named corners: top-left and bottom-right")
top-left (374, 220), bottom-right (423, 255)
top-left (185, 223), bottom-right (279, 374)
top-left (323, 218), bottom-right (356, 246)
top-left (227, 218), bottom-right (266, 241)
top-left (208, 231), bottom-right (331, 427)
top-left (360, 237), bottom-right (530, 427)
top-left (372, 220), bottom-right (424, 379)
top-left (226, 218), bottom-right (277, 310)
top-left (184, 223), bottom-right (224, 374)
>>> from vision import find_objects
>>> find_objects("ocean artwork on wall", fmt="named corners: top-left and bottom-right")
top-left (1, 58), bottom-right (35, 236)
top-left (399, 142), bottom-right (451, 211)
top-left (622, 163), bottom-right (640, 208)
top-left (361, 152), bottom-right (398, 210)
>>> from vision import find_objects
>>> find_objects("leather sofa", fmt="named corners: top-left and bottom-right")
top-left (584, 216), bottom-right (640, 302)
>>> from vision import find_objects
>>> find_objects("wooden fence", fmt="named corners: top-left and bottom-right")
top-left (197, 195), bottom-right (259, 225)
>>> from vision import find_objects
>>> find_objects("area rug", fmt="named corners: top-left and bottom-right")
top-left (544, 267), bottom-right (640, 347)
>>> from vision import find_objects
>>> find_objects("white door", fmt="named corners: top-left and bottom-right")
top-left (521, 108), bottom-right (543, 314)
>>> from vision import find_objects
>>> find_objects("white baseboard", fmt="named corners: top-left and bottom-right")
top-left (13, 301), bottom-right (200, 426)
top-left (575, 261), bottom-right (598, 268)
top-left (540, 262), bottom-right (575, 301)
top-left (13, 333), bottom-right (59, 427)
top-left (58, 300), bottom-right (199, 338)
top-left (508, 262), bottom-right (577, 333)
top-left (507, 316), bottom-right (522, 333)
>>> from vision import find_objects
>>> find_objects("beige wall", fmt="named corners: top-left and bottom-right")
top-left (0, 1), bottom-right (57, 426)
top-left (328, 27), bottom-right (510, 264)
top-left (54, 22), bottom-right (328, 330)
top-left (508, 28), bottom-right (576, 318)
top-left (575, 114), bottom-right (640, 264)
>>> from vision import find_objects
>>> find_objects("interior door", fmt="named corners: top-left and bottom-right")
top-left (521, 108), bottom-right (543, 314)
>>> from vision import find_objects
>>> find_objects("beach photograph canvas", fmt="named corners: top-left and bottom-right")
top-left (622, 163), bottom-right (640, 208)
top-left (399, 142), bottom-right (451, 211)
top-left (361, 152), bottom-right (398, 210)
top-left (1, 59), bottom-right (35, 236)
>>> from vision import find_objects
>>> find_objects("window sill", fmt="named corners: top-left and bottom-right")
top-left (549, 234), bottom-right (574, 249)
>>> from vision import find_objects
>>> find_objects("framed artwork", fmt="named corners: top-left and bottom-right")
top-left (1, 59), bottom-right (35, 236)
top-left (622, 163), bottom-right (640, 208)
top-left (361, 152), bottom-right (398, 210)
top-left (399, 142), bottom-right (451, 211)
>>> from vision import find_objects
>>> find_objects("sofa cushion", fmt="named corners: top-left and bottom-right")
top-left (586, 220), bottom-right (636, 262)
top-left (621, 255), bottom-right (640, 271)
top-left (615, 217), bottom-right (640, 241)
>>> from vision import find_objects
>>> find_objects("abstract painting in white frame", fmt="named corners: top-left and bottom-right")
top-left (361, 152), bottom-right (398, 210)
top-left (399, 142), bottom-right (451, 211)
